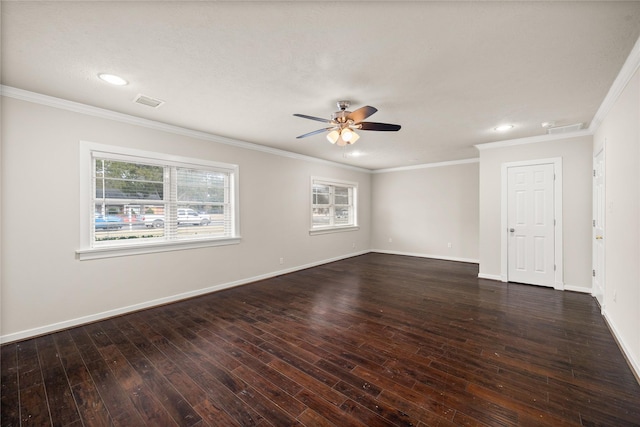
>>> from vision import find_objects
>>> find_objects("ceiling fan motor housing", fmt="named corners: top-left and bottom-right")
top-left (332, 110), bottom-right (352, 124)
top-left (332, 100), bottom-right (354, 124)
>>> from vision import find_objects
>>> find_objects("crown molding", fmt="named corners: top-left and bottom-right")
top-left (474, 129), bottom-right (593, 151)
top-left (589, 34), bottom-right (640, 133)
top-left (0, 85), bottom-right (371, 174)
top-left (372, 158), bottom-right (479, 174)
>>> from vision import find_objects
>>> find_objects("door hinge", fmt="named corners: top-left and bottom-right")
top-left (554, 265), bottom-right (557, 271)
top-left (593, 269), bottom-right (596, 277)
top-left (554, 219), bottom-right (556, 226)
top-left (593, 219), bottom-right (596, 227)
top-left (593, 169), bottom-right (596, 177)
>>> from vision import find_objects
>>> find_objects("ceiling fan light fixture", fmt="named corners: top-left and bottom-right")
top-left (348, 131), bottom-right (360, 144)
top-left (327, 130), bottom-right (340, 144)
top-left (341, 128), bottom-right (354, 142)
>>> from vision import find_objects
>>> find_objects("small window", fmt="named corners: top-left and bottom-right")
top-left (310, 177), bottom-right (358, 234)
top-left (78, 142), bottom-right (240, 259)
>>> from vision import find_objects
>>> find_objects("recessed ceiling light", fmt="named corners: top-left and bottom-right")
top-left (98, 73), bottom-right (128, 86)
top-left (494, 124), bottom-right (514, 132)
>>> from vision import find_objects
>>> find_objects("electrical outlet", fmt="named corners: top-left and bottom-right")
top-left (447, 242), bottom-right (452, 248)
top-left (613, 290), bottom-right (617, 302)
top-left (279, 257), bottom-right (284, 265)
top-left (352, 242), bottom-right (356, 249)
top-left (388, 238), bottom-right (393, 243)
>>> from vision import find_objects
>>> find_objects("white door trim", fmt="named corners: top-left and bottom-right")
top-left (501, 157), bottom-right (564, 289)
top-left (592, 145), bottom-right (606, 309)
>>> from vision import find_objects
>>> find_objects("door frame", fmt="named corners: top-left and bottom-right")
top-left (592, 145), bottom-right (606, 309)
top-left (500, 157), bottom-right (564, 289)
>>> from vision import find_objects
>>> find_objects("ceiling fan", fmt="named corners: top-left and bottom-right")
top-left (294, 101), bottom-right (401, 146)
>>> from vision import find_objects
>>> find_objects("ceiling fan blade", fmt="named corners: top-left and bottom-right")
top-left (293, 113), bottom-right (335, 124)
top-left (296, 127), bottom-right (333, 139)
top-left (347, 106), bottom-right (377, 123)
top-left (358, 122), bottom-right (401, 132)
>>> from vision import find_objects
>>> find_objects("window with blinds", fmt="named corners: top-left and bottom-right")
top-left (310, 177), bottom-right (357, 232)
top-left (80, 142), bottom-right (239, 258)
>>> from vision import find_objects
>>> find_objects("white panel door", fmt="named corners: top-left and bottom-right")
top-left (593, 149), bottom-right (605, 306)
top-left (507, 164), bottom-right (555, 286)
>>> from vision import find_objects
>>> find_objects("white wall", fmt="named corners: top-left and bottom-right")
top-left (594, 67), bottom-right (640, 376)
top-left (371, 161), bottom-right (479, 262)
top-left (477, 135), bottom-right (593, 290)
top-left (0, 96), bottom-right (371, 341)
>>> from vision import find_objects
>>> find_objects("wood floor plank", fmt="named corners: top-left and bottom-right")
top-left (465, 382), bottom-right (582, 426)
top-left (213, 336), bottom-right (303, 397)
top-left (84, 357), bottom-right (149, 423)
top-left (16, 339), bottom-right (42, 391)
top-left (232, 364), bottom-right (307, 418)
top-left (192, 397), bottom-right (243, 427)
top-left (296, 408), bottom-right (337, 427)
top-left (136, 316), bottom-right (263, 426)
top-left (260, 341), bottom-right (341, 388)
top-left (339, 398), bottom-right (399, 427)
top-left (41, 364), bottom-right (82, 426)
top-left (18, 384), bottom-right (50, 426)
top-left (190, 372), bottom-right (263, 426)
top-left (350, 365), bottom-right (458, 420)
top-left (1, 254), bottom-right (639, 426)
top-left (52, 330), bottom-right (93, 387)
top-left (236, 384), bottom-right (304, 427)
top-left (105, 321), bottom-right (204, 426)
top-left (70, 379), bottom-right (114, 427)
top-left (295, 388), bottom-right (367, 427)
top-left (333, 380), bottom-right (421, 427)
top-left (1, 343), bottom-right (20, 427)
top-left (152, 356), bottom-right (209, 409)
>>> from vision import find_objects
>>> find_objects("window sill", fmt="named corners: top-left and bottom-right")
top-left (309, 226), bottom-right (359, 236)
top-left (76, 236), bottom-right (241, 260)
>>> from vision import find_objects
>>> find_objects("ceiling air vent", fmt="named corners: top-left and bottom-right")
top-left (133, 94), bottom-right (165, 108)
top-left (546, 123), bottom-right (583, 134)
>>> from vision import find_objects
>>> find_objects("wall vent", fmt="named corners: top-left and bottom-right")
top-left (133, 94), bottom-right (165, 108)
top-left (546, 123), bottom-right (583, 134)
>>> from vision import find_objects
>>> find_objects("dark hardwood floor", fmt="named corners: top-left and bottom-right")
top-left (2, 253), bottom-right (639, 426)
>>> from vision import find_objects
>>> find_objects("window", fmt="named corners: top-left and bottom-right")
top-left (310, 177), bottom-right (358, 234)
top-left (78, 142), bottom-right (239, 259)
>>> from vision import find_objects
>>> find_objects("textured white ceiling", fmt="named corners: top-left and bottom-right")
top-left (3, 1), bottom-right (640, 169)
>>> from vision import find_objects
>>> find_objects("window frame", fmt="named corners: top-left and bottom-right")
top-left (309, 176), bottom-right (359, 235)
top-left (77, 141), bottom-right (240, 260)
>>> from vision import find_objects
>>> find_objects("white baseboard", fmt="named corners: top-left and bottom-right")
top-left (478, 272), bottom-right (503, 281)
top-left (476, 275), bottom-right (590, 293)
top-left (602, 309), bottom-right (640, 383)
top-left (371, 249), bottom-right (479, 264)
top-left (0, 250), bottom-right (369, 344)
top-left (563, 284), bottom-right (591, 294)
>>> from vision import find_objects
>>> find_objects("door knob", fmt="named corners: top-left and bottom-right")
top-left (595, 235), bottom-right (603, 240)
top-left (509, 228), bottom-right (515, 233)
